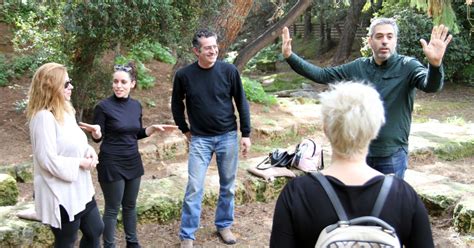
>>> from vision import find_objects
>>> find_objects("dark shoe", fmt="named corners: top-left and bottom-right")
top-left (180, 239), bottom-right (193, 248)
top-left (126, 241), bottom-right (141, 248)
top-left (218, 228), bottom-right (237, 244)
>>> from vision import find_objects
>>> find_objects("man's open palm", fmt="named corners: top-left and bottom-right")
top-left (420, 24), bottom-right (453, 67)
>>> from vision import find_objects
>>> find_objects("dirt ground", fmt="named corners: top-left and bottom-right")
top-left (2, 60), bottom-right (474, 247)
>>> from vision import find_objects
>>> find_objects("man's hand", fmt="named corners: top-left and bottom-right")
top-left (282, 27), bottom-right (293, 59)
top-left (420, 24), bottom-right (453, 67)
top-left (241, 137), bottom-right (251, 158)
top-left (78, 122), bottom-right (102, 140)
top-left (184, 131), bottom-right (192, 142)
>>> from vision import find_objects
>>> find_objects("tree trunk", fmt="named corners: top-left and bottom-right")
top-left (332, 0), bottom-right (366, 65)
top-left (233, 0), bottom-right (312, 72)
top-left (303, 5), bottom-right (313, 40)
top-left (203, 0), bottom-right (254, 59)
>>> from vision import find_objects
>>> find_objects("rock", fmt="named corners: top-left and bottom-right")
top-left (0, 163), bottom-right (33, 183)
top-left (0, 202), bottom-right (52, 247)
top-left (0, 174), bottom-right (19, 206)
top-left (453, 198), bottom-right (474, 234)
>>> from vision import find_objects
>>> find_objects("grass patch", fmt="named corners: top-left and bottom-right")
top-left (434, 140), bottom-right (474, 161)
top-left (262, 72), bottom-right (309, 93)
top-left (413, 101), bottom-right (470, 123)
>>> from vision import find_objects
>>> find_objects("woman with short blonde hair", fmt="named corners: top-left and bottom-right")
top-left (270, 82), bottom-right (434, 247)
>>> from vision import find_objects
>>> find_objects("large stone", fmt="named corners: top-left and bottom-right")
top-left (0, 174), bottom-right (19, 206)
top-left (453, 198), bottom-right (474, 234)
top-left (0, 202), bottom-right (52, 247)
top-left (0, 162), bottom-right (33, 183)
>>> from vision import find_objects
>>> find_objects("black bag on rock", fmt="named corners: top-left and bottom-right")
top-left (256, 148), bottom-right (295, 170)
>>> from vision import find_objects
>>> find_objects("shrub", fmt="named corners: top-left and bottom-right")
top-left (242, 77), bottom-right (277, 106)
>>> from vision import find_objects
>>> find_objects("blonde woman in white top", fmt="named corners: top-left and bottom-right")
top-left (27, 62), bottom-right (104, 247)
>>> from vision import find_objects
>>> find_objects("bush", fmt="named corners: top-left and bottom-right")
top-left (242, 77), bottom-right (277, 106)
top-left (129, 40), bottom-right (176, 65)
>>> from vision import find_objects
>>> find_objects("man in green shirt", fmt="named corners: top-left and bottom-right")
top-left (282, 18), bottom-right (452, 178)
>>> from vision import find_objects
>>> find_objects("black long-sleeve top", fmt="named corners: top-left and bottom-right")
top-left (93, 95), bottom-right (148, 182)
top-left (171, 61), bottom-right (251, 137)
top-left (270, 175), bottom-right (434, 248)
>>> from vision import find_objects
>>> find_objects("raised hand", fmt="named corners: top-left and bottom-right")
top-left (420, 24), bottom-right (453, 67)
top-left (78, 122), bottom-right (102, 139)
top-left (281, 27), bottom-right (293, 59)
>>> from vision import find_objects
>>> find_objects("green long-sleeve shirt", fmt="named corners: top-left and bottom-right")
top-left (286, 53), bottom-right (444, 157)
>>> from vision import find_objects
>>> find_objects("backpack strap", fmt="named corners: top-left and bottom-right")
top-left (311, 173), bottom-right (394, 221)
top-left (371, 175), bottom-right (394, 217)
top-left (310, 172), bottom-right (348, 221)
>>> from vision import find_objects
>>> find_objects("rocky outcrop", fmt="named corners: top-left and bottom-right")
top-left (0, 174), bottom-right (19, 206)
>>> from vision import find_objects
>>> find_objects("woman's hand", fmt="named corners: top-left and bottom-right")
top-left (146, 124), bottom-right (178, 136)
top-left (78, 122), bottom-right (102, 140)
top-left (79, 157), bottom-right (97, 170)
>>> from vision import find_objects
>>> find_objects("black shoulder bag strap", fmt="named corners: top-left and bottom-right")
top-left (310, 172), bottom-right (348, 221)
top-left (310, 172), bottom-right (394, 221)
top-left (371, 175), bottom-right (394, 217)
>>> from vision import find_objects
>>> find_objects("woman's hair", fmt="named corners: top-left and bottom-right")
top-left (26, 62), bottom-right (74, 123)
top-left (114, 61), bottom-right (138, 85)
top-left (319, 82), bottom-right (385, 159)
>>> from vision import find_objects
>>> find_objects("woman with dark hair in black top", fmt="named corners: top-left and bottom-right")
top-left (80, 62), bottom-right (177, 248)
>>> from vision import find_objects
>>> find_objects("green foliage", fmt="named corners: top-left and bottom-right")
top-left (244, 42), bottom-right (283, 72)
top-left (435, 140), bottom-right (474, 161)
top-left (128, 40), bottom-right (176, 65)
top-left (0, 174), bottom-right (19, 206)
top-left (242, 77), bottom-right (277, 106)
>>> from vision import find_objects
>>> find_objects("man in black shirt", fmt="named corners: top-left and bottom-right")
top-left (172, 29), bottom-right (251, 248)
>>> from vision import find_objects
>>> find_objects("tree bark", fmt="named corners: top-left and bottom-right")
top-left (233, 0), bottom-right (312, 72)
top-left (332, 0), bottom-right (366, 65)
top-left (303, 5), bottom-right (313, 40)
top-left (204, 0), bottom-right (254, 58)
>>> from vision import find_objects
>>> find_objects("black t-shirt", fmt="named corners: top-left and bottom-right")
top-left (270, 174), bottom-right (434, 248)
top-left (93, 95), bottom-right (147, 182)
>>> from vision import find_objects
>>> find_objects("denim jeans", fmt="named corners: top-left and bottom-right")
top-left (100, 177), bottom-right (141, 248)
top-left (179, 130), bottom-right (239, 241)
top-left (366, 147), bottom-right (408, 179)
top-left (50, 198), bottom-right (104, 248)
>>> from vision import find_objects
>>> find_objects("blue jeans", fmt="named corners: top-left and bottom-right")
top-left (179, 131), bottom-right (239, 241)
top-left (366, 148), bottom-right (408, 179)
top-left (50, 198), bottom-right (104, 248)
top-left (100, 177), bottom-right (141, 248)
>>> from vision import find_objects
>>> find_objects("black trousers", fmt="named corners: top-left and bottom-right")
top-left (50, 198), bottom-right (104, 248)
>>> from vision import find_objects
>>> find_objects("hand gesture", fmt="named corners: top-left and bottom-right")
top-left (241, 137), bottom-right (251, 158)
top-left (78, 122), bottom-right (102, 140)
top-left (281, 27), bottom-right (293, 59)
top-left (146, 124), bottom-right (178, 136)
top-left (420, 24), bottom-right (453, 67)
